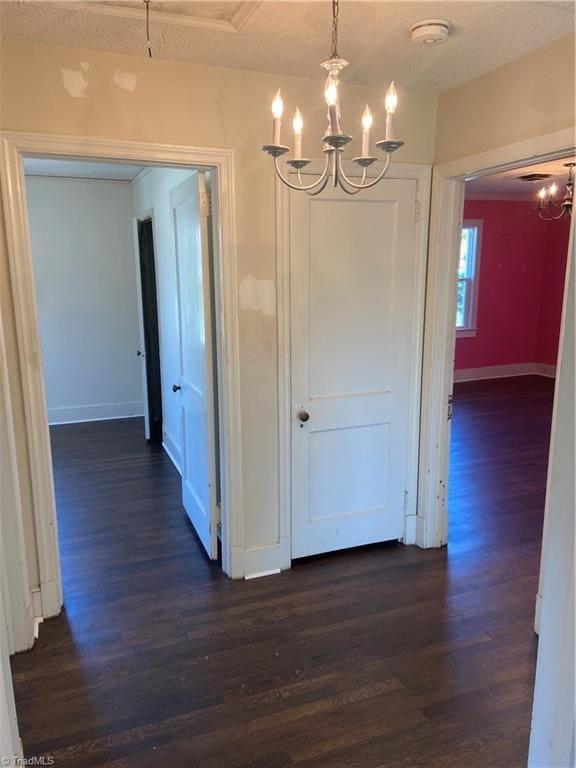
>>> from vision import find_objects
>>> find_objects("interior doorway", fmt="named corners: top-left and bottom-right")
top-left (5, 151), bottom-right (235, 652)
top-left (448, 156), bottom-right (572, 549)
top-left (136, 216), bottom-right (163, 444)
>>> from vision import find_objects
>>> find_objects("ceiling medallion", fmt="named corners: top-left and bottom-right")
top-left (536, 163), bottom-right (574, 221)
top-left (261, 0), bottom-right (403, 196)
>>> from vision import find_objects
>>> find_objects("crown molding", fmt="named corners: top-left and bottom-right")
top-left (50, 1), bottom-right (261, 34)
top-left (465, 191), bottom-right (538, 202)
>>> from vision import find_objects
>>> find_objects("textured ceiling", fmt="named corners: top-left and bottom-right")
top-left (0, 1), bottom-right (573, 93)
top-left (23, 157), bottom-right (146, 180)
top-left (99, 1), bottom-right (243, 21)
top-left (466, 158), bottom-right (576, 199)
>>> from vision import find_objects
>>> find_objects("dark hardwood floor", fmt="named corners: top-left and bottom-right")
top-left (10, 375), bottom-right (555, 767)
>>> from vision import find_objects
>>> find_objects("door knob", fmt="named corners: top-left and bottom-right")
top-left (172, 384), bottom-right (181, 393)
top-left (298, 410), bottom-right (310, 422)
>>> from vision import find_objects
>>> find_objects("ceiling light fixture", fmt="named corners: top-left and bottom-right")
top-left (536, 163), bottom-right (574, 221)
top-left (261, 0), bottom-right (403, 196)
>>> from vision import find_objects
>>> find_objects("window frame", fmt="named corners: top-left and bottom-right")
top-left (456, 219), bottom-right (482, 337)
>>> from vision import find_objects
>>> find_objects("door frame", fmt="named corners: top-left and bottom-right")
top-left (418, 127), bottom-right (575, 549)
top-left (276, 160), bottom-right (432, 569)
top-left (0, 132), bottom-right (245, 628)
top-left (135, 215), bottom-right (163, 444)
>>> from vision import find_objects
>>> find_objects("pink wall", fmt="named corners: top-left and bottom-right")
top-left (455, 199), bottom-right (570, 371)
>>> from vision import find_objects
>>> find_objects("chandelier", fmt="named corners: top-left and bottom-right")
top-left (261, 0), bottom-right (404, 196)
top-left (536, 163), bottom-right (574, 221)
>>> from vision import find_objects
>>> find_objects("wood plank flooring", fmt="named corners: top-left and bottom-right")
top-left (10, 375), bottom-right (555, 767)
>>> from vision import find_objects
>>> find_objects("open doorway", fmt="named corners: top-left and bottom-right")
top-left (136, 216), bottom-right (163, 444)
top-left (449, 156), bottom-right (572, 550)
top-left (21, 156), bottom-right (225, 617)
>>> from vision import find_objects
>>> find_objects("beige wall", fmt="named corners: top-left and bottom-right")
top-left (0, 39), bottom-right (436, 577)
top-left (436, 34), bottom-right (576, 163)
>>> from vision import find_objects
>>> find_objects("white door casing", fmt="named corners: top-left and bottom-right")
top-left (170, 173), bottom-right (218, 559)
top-left (290, 175), bottom-right (423, 559)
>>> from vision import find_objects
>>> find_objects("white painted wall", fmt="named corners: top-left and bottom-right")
top-left (26, 177), bottom-right (143, 424)
top-left (528, 226), bottom-right (574, 768)
top-left (132, 168), bottom-right (197, 471)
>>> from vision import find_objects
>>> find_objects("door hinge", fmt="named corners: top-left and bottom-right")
top-left (200, 191), bottom-right (212, 218)
top-left (414, 200), bottom-right (421, 222)
top-left (403, 490), bottom-right (409, 512)
top-left (447, 394), bottom-right (453, 421)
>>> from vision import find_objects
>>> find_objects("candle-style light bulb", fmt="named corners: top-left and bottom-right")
top-left (293, 107), bottom-right (303, 160)
top-left (384, 81), bottom-right (398, 142)
top-left (324, 75), bottom-right (339, 107)
top-left (361, 104), bottom-right (372, 157)
top-left (324, 73), bottom-right (340, 135)
top-left (361, 104), bottom-right (373, 132)
top-left (271, 89), bottom-right (284, 119)
top-left (549, 183), bottom-right (558, 198)
top-left (538, 187), bottom-right (546, 201)
top-left (271, 89), bottom-right (283, 145)
top-left (385, 81), bottom-right (398, 114)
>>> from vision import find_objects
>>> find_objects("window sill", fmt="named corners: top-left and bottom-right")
top-left (456, 328), bottom-right (477, 339)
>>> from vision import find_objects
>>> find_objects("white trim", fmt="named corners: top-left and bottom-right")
top-left (162, 430), bottom-right (182, 476)
top-left (0, 133), bottom-right (244, 617)
top-left (453, 362), bottom-right (556, 382)
top-left (441, 129), bottom-right (576, 181)
top-left (456, 328), bottom-right (477, 338)
top-left (0, 554), bottom-right (22, 761)
top-left (0, 305), bottom-right (35, 654)
top-left (419, 127), bottom-right (575, 549)
top-left (276, 160), bottom-right (432, 562)
top-left (244, 544), bottom-right (281, 579)
top-left (417, 173), bottom-right (464, 548)
top-left (0, 136), bottom-right (63, 619)
top-left (465, 192), bottom-right (537, 202)
top-left (528, 215), bottom-right (574, 768)
top-left (244, 569), bottom-right (281, 581)
top-left (47, 402), bottom-right (145, 425)
top-left (50, 1), bottom-right (261, 33)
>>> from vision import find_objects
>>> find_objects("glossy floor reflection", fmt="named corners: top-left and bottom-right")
top-left (11, 375), bottom-right (554, 767)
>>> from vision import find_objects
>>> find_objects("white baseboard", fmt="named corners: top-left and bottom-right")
top-left (162, 429), bottom-right (182, 475)
top-left (244, 543), bottom-right (281, 579)
top-left (48, 401), bottom-right (144, 425)
top-left (453, 362), bottom-right (556, 383)
top-left (403, 514), bottom-right (417, 545)
top-left (245, 568), bottom-right (281, 580)
top-left (534, 363), bottom-right (557, 378)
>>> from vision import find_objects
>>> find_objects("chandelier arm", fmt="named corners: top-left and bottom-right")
top-left (305, 173), bottom-right (332, 197)
top-left (273, 154), bottom-right (331, 192)
top-left (336, 151), bottom-right (392, 190)
top-left (538, 209), bottom-right (567, 221)
top-left (334, 163), bottom-right (366, 196)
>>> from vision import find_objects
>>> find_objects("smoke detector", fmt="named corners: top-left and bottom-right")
top-left (411, 19), bottom-right (451, 45)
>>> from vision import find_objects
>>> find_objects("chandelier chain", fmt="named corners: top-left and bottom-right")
top-left (144, 0), bottom-right (152, 58)
top-left (261, 0), bottom-right (405, 195)
top-left (331, 0), bottom-right (339, 59)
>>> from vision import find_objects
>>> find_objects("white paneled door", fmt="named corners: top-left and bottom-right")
top-left (290, 176), bottom-right (421, 558)
top-left (170, 173), bottom-right (218, 559)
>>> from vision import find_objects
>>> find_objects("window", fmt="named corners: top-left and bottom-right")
top-left (456, 221), bottom-right (482, 336)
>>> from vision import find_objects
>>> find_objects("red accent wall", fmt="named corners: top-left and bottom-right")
top-left (454, 199), bottom-right (570, 371)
